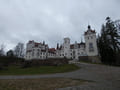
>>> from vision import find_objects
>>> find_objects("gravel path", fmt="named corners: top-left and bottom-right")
top-left (0, 62), bottom-right (120, 90)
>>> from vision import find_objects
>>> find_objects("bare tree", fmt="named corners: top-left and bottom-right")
top-left (14, 43), bottom-right (25, 58)
top-left (6, 50), bottom-right (14, 57)
top-left (0, 44), bottom-right (5, 56)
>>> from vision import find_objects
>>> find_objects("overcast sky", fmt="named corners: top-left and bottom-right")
top-left (0, 0), bottom-right (120, 51)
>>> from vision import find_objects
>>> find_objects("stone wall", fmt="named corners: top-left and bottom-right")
top-left (79, 56), bottom-right (101, 63)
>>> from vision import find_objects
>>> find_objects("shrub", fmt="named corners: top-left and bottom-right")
top-left (0, 56), bottom-right (25, 67)
top-left (0, 63), bottom-right (3, 70)
top-left (21, 61), bottom-right (32, 68)
top-left (22, 58), bottom-right (69, 68)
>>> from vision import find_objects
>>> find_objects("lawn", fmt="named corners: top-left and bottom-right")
top-left (0, 78), bottom-right (89, 90)
top-left (0, 64), bottom-right (80, 75)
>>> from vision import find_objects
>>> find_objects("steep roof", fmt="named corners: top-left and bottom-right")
top-left (70, 44), bottom-right (74, 49)
top-left (48, 48), bottom-right (56, 53)
top-left (84, 25), bottom-right (96, 35)
top-left (84, 30), bottom-right (96, 35)
top-left (70, 42), bottom-right (85, 49)
top-left (34, 43), bottom-right (41, 47)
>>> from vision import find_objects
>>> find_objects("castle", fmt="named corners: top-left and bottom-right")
top-left (25, 25), bottom-right (98, 61)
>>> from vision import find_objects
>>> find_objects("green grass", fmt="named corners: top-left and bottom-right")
top-left (0, 64), bottom-right (80, 75)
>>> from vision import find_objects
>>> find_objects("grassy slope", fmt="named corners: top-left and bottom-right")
top-left (0, 64), bottom-right (79, 75)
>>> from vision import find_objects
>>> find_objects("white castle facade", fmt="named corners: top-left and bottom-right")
top-left (25, 25), bottom-right (98, 60)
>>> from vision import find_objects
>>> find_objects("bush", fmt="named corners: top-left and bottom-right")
top-left (0, 56), bottom-right (69, 68)
top-left (0, 63), bottom-right (3, 70)
top-left (21, 61), bottom-right (32, 68)
top-left (115, 53), bottom-right (120, 66)
top-left (0, 56), bottom-right (25, 67)
top-left (21, 58), bottom-right (69, 68)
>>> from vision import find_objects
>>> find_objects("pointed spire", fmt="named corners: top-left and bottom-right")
top-left (43, 41), bottom-right (45, 45)
top-left (59, 44), bottom-right (62, 50)
top-left (88, 25), bottom-right (91, 30)
top-left (56, 43), bottom-right (59, 49)
top-left (81, 37), bottom-right (83, 43)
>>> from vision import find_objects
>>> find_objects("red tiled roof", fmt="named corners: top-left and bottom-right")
top-left (84, 30), bottom-right (96, 35)
top-left (41, 50), bottom-right (46, 52)
top-left (70, 44), bottom-right (74, 49)
top-left (70, 43), bottom-right (85, 49)
top-left (28, 40), bottom-right (34, 44)
top-left (48, 48), bottom-right (56, 53)
top-left (48, 48), bottom-right (56, 52)
top-left (34, 42), bottom-right (42, 47)
top-left (26, 50), bottom-right (32, 52)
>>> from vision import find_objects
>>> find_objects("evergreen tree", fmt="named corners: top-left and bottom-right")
top-left (0, 44), bottom-right (5, 56)
top-left (105, 17), bottom-right (120, 52)
top-left (97, 17), bottom-right (120, 65)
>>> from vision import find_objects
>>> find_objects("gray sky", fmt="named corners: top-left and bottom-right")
top-left (0, 0), bottom-right (120, 51)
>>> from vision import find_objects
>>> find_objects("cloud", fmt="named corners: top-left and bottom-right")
top-left (0, 0), bottom-right (120, 51)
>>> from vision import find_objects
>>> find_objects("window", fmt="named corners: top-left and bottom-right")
top-left (89, 43), bottom-right (94, 52)
top-left (32, 52), bottom-right (34, 56)
top-left (37, 52), bottom-right (39, 56)
top-left (81, 52), bottom-right (83, 54)
top-left (89, 43), bottom-right (93, 48)
top-left (65, 40), bottom-right (67, 43)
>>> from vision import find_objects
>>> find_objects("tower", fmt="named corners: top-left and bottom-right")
top-left (63, 37), bottom-right (70, 58)
top-left (84, 25), bottom-right (98, 56)
top-left (74, 41), bottom-right (78, 60)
